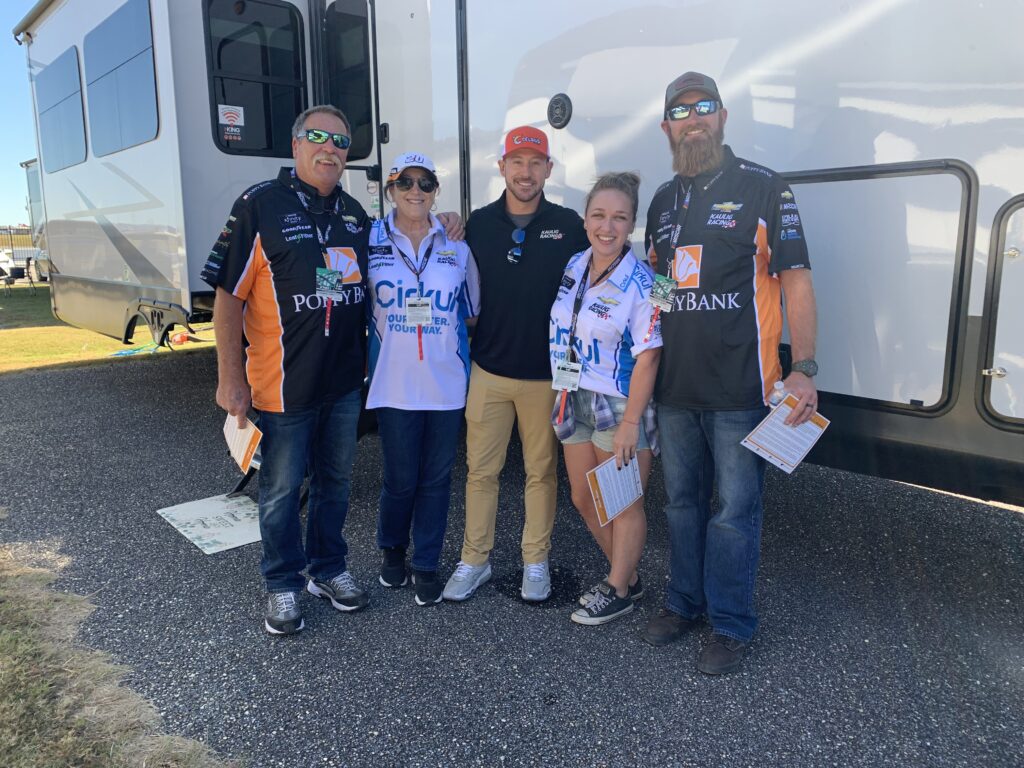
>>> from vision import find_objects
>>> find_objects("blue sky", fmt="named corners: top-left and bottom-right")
top-left (1, 3), bottom-right (37, 226)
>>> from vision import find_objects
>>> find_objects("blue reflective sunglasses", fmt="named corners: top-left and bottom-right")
top-left (297, 128), bottom-right (352, 149)
top-left (665, 99), bottom-right (720, 121)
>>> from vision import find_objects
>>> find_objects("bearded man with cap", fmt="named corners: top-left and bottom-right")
top-left (443, 126), bottom-right (589, 603)
top-left (642, 72), bottom-right (819, 673)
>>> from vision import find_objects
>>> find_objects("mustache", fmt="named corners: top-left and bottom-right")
top-left (313, 153), bottom-right (340, 166)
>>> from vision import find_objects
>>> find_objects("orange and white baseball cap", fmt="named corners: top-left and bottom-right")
top-left (501, 126), bottom-right (550, 158)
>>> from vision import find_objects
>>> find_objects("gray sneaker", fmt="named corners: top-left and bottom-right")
top-left (521, 560), bottom-right (551, 602)
top-left (442, 561), bottom-right (492, 601)
top-left (306, 570), bottom-right (369, 612)
top-left (264, 591), bottom-right (304, 635)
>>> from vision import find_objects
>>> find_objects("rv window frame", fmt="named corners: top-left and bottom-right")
top-left (202, 0), bottom-right (308, 158)
top-left (34, 46), bottom-right (88, 174)
top-left (976, 193), bottom-right (1024, 432)
top-left (782, 159), bottom-right (977, 419)
top-left (324, 0), bottom-right (373, 162)
top-left (83, 0), bottom-right (160, 158)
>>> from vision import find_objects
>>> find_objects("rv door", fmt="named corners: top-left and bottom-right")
top-left (312, 0), bottom-right (381, 216)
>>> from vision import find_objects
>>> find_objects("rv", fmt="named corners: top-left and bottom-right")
top-left (13, 0), bottom-right (1024, 504)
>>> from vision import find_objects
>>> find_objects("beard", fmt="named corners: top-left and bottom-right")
top-left (670, 123), bottom-right (725, 177)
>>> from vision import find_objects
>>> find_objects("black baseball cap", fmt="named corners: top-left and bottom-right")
top-left (664, 71), bottom-right (722, 112)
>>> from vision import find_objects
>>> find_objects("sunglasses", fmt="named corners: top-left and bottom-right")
top-left (665, 99), bottom-right (720, 121)
top-left (393, 176), bottom-right (438, 193)
top-left (297, 128), bottom-right (352, 149)
top-left (507, 228), bottom-right (526, 264)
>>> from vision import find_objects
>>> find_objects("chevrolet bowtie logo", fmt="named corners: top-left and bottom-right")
top-left (712, 201), bottom-right (743, 212)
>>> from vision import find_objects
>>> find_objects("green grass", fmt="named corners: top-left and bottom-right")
top-left (0, 543), bottom-right (240, 768)
top-left (0, 284), bottom-right (214, 375)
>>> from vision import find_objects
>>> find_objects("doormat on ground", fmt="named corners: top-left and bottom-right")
top-left (156, 494), bottom-right (261, 554)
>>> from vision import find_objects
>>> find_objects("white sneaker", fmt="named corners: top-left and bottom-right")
top-left (442, 561), bottom-right (492, 601)
top-left (521, 560), bottom-right (551, 602)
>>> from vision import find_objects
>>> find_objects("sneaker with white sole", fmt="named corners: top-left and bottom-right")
top-left (521, 560), bottom-right (551, 602)
top-left (579, 574), bottom-right (643, 606)
top-left (306, 570), bottom-right (369, 612)
top-left (264, 591), bottom-right (304, 635)
top-left (412, 570), bottom-right (443, 606)
top-left (570, 581), bottom-right (633, 625)
top-left (379, 547), bottom-right (408, 588)
top-left (442, 561), bottom-right (492, 601)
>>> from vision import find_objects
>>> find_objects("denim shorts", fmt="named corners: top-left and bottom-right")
top-left (560, 389), bottom-right (651, 453)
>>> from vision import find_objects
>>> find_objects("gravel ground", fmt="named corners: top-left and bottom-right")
top-left (1, 350), bottom-right (1021, 767)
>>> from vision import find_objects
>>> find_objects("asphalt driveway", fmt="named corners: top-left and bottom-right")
top-left (0, 351), bottom-right (1021, 767)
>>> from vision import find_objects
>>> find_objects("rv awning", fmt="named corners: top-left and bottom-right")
top-left (13, 0), bottom-right (59, 41)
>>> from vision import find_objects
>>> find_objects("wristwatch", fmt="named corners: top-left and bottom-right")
top-left (791, 358), bottom-right (818, 377)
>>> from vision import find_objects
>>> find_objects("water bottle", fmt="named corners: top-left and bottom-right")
top-left (768, 380), bottom-right (787, 407)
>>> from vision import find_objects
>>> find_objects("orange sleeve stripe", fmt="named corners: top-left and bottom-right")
top-left (242, 237), bottom-right (286, 412)
top-left (232, 236), bottom-right (259, 299)
top-left (753, 220), bottom-right (783, 403)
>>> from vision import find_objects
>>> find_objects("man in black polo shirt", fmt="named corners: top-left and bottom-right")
top-left (641, 73), bottom-right (819, 673)
top-left (443, 126), bottom-right (589, 603)
top-left (203, 105), bottom-right (373, 635)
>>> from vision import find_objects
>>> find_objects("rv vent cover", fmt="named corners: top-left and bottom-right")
top-left (547, 93), bottom-right (572, 130)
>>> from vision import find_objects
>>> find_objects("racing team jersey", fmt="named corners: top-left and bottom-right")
top-left (366, 213), bottom-right (481, 410)
top-left (201, 167), bottom-right (371, 413)
top-left (644, 145), bottom-right (810, 410)
top-left (549, 246), bottom-right (663, 398)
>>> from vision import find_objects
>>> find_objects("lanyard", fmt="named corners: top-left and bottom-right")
top-left (565, 248), bottom-right (626, 362)
top-left (668, 169), bottom-right (724, 252)
top-left (292, 173), bottom-right (344, 336)
top-left (384, 218), bottom-right (434, 295)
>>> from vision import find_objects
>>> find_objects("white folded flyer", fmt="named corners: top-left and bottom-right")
top-left (586, 455), bottom-right (644, 527)
top-left (741, 393), bottom-right (830, 474)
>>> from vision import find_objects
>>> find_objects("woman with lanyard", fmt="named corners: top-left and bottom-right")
top-left (366, 152), bottom-right (480, 606)
top-left (549, 172), bottom-right (662, 625)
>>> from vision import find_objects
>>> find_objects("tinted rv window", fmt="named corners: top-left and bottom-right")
top-left (205, 0), bottom-right (306, 156)
top-left (34, 47), bottom-right (87, 173)
top-left (84, 0), bottom-right (159, 157)
top-left (326, 0), bottom-right (372, 161)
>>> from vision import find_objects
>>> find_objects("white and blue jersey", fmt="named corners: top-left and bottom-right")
top-left (367, 213), bottom-right (480, 410)
top-left (549, 246), bottom-right (663, 398)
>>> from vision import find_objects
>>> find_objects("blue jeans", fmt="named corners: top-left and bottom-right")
top-left (257, 390), bottom-right (360, 592)
top-left (376, 407), bottom-right (464, 572)
top-left (657, 403), bottom-right (768, 642)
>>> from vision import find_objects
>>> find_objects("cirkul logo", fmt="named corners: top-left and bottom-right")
top-left (513, 135), bottom-right (542, 146)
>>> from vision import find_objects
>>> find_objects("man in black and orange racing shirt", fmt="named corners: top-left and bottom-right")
top-left (203, 105), bottom-right (374, 635)
top-left (640, 73), bottom-right (819, 674)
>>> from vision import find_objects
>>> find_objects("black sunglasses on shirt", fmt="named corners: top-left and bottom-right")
top-left (507, 228), bottom-right (526, 264)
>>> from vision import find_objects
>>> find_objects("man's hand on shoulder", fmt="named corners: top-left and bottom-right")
top-left (437, 212), bottom-right (465, 241)
top-left (781, 372), bottom-right (817, 426)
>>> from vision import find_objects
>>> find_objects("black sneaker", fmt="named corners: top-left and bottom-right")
top-left (570, 581), bottom-right (633, 625)
top-left (628, 574), bottom-right (644, 602)
top-left (697, 633), bottom-right (748, 675)
top-left (379, 547), bottom-right (408, 587)
top-left (579, 575), bottom-right (644, 607)
top-left (642, 608), bottom-right (699, 647)
top-left (306, 571), bottom-right (369, 612)
top-left (264, 591), bottom-right (304, 635)
top-left (412, 570), bottom-right (442, 606)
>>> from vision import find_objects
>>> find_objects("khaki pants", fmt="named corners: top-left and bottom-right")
top-left (461, 363), bottom-right (559, 566)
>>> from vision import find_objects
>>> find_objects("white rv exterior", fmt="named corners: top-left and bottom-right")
top-left (14, 0), bottom-right (1024, 503)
